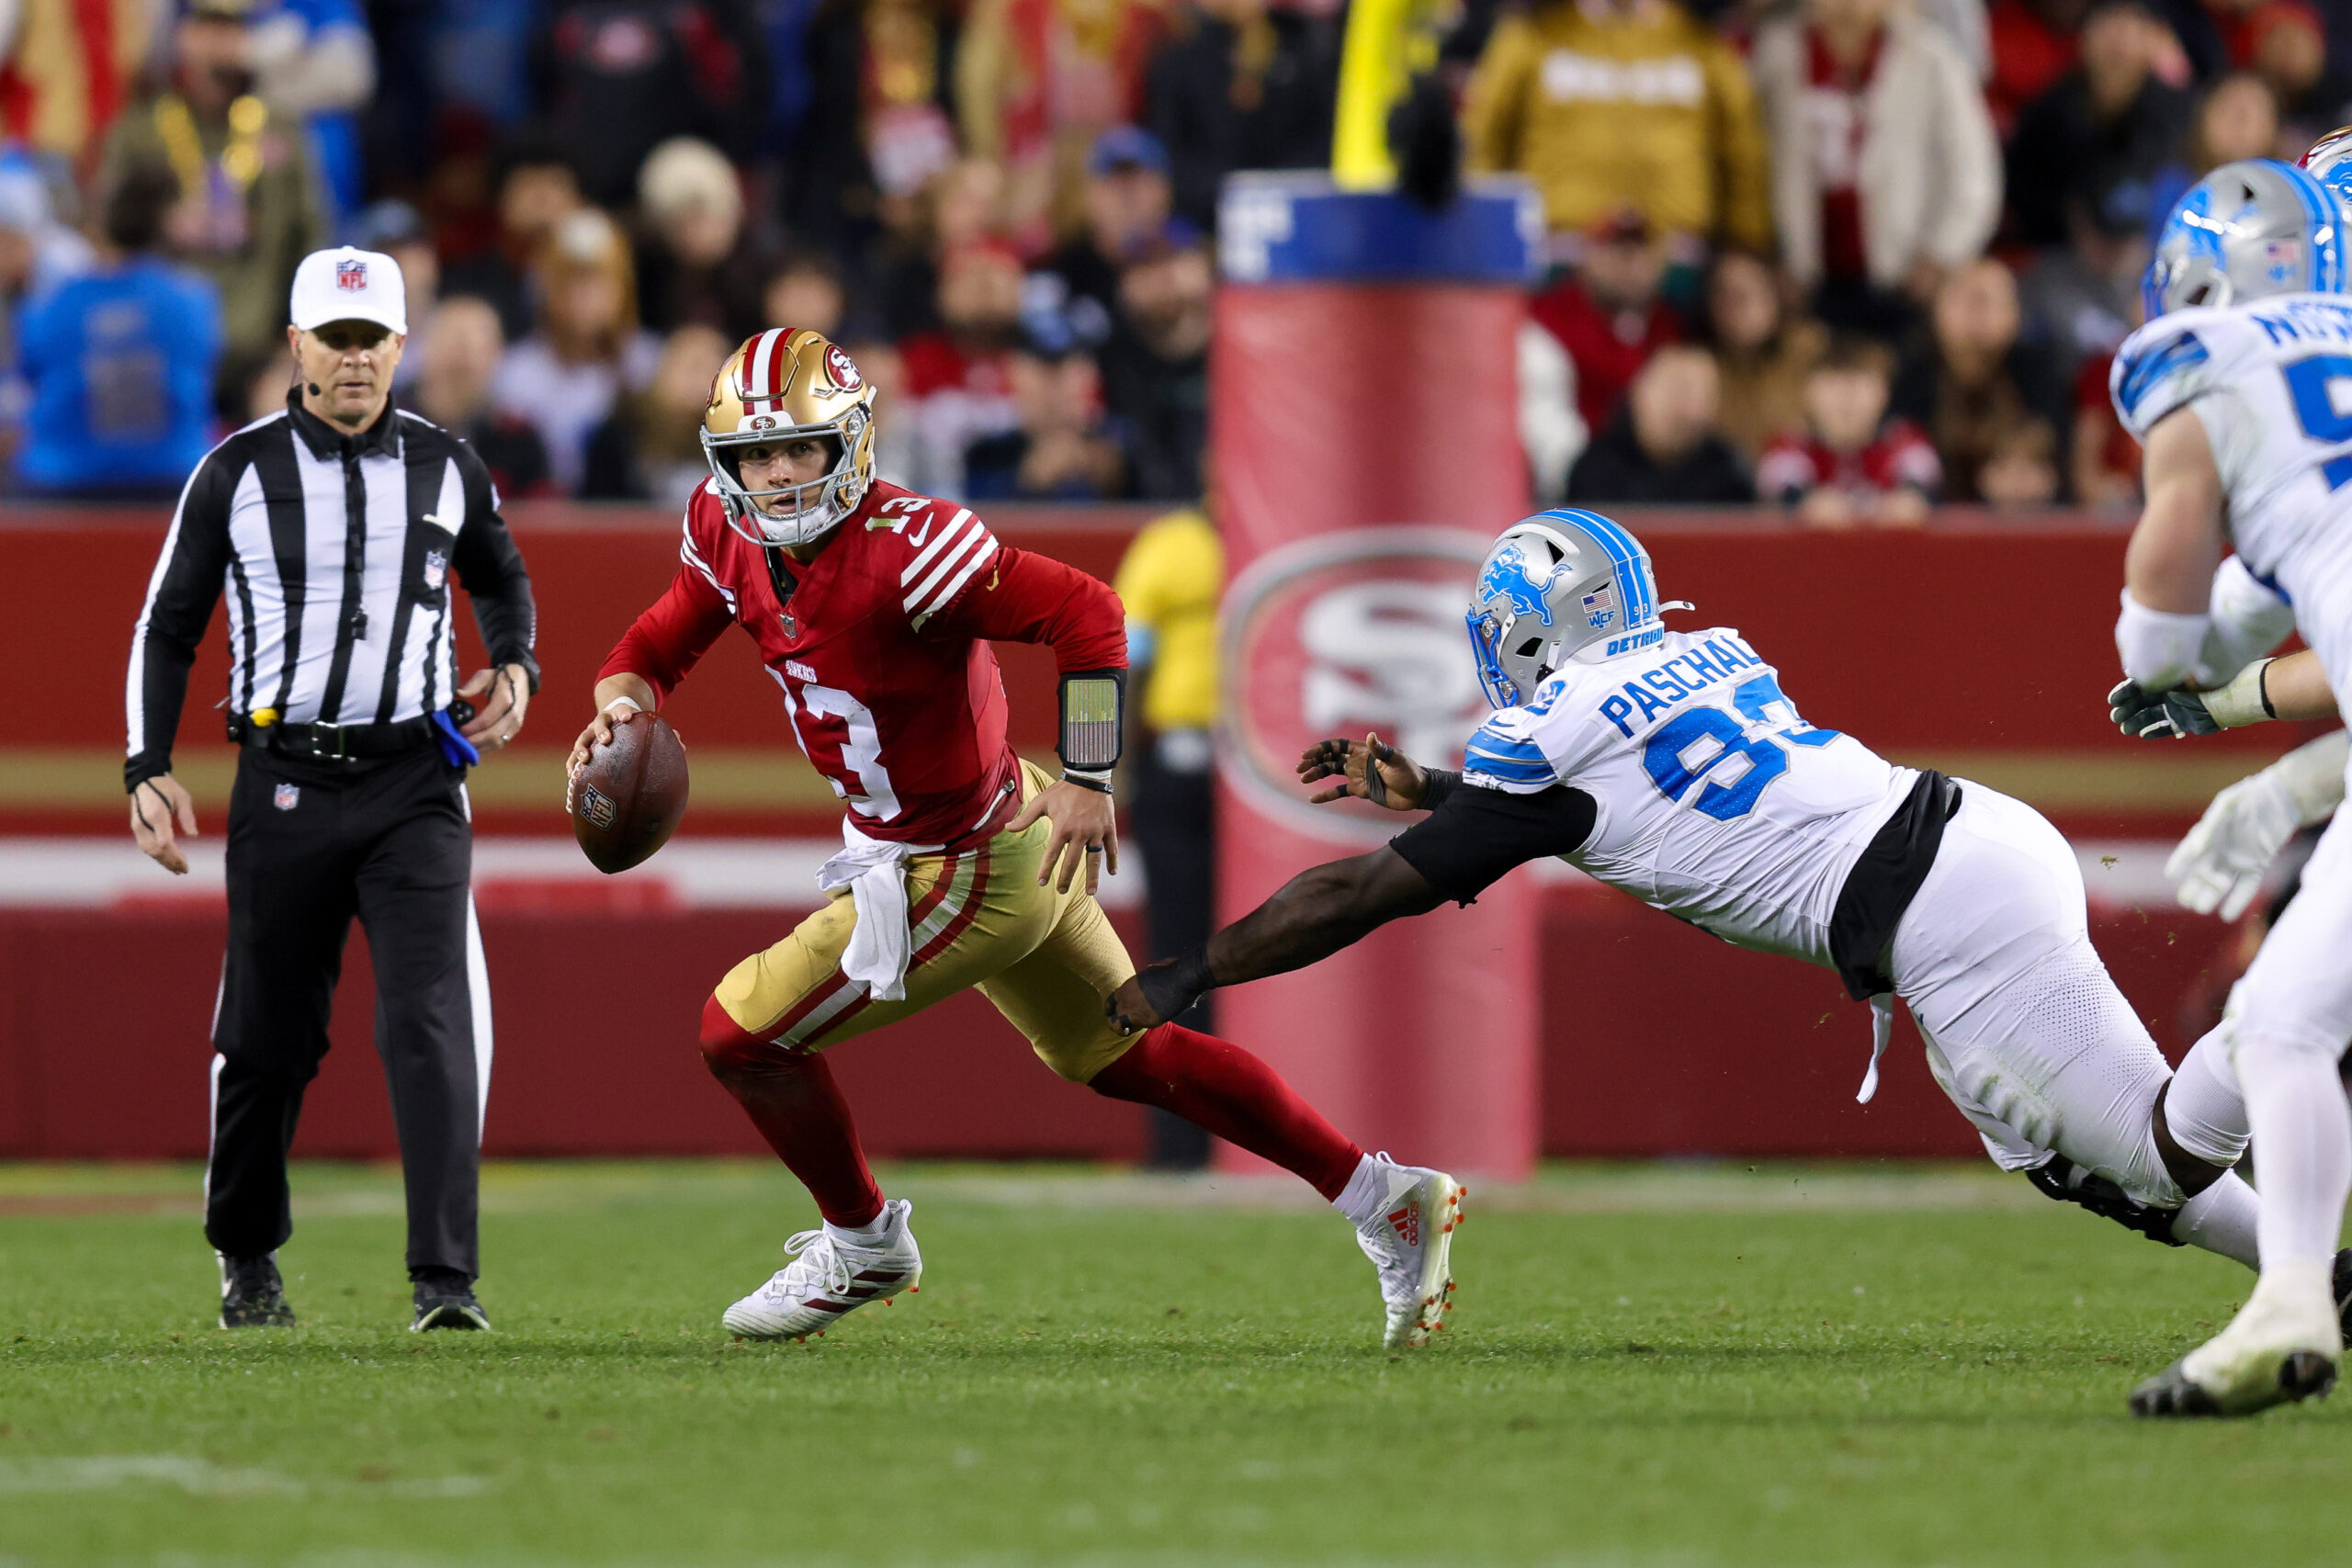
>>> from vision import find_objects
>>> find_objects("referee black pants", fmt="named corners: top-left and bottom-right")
top-left (208, 744), bottom-right (486, 1281)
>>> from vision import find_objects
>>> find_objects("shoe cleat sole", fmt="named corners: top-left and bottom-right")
top-left (2132, 1350), bottom-right (2339, 1417)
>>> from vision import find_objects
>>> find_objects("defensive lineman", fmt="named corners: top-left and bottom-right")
top-left (129, 247), bottom-right (538, 1330)
top-left (569, 328), bottom-right (1459, 1348)
top-left (2102, 158), bottom-right (2352, 1413)
top-left (1106, 508), bottom-right (2314, 1329)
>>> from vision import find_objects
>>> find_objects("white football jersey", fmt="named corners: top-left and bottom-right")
top-left (1463, 626), bottom-right (1917, 968)
top-left (2111, 295), bottom-right (2352, 594)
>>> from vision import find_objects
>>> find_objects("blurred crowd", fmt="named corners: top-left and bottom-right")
top-left (2, 0), bottom-right (2348, 514)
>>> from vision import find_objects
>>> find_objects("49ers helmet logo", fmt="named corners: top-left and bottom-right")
top-left (825, 344), bottom-right (864, 393)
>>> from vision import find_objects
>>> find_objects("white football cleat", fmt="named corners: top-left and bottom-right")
top-left (1351, 1156), bottom-right (1464, 1349)
top-left (2132, 1258), bottom-right (2341, 1416)
top-left (723, 1198), bottom-right (922, 1342)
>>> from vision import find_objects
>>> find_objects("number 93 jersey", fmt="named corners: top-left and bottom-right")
top-left (2111, 295), bottom-right (2352, 591)
top-left (1463, 626), bottom-right (1917, 967)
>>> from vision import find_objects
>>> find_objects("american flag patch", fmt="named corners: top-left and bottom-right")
top-left (335, 259), bottom-right (368, 291)
top-left (1581, 584), bottom-right (1616, 630)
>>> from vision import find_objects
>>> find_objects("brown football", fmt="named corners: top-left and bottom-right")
top-left (569, 710), bottom-right (689, 874)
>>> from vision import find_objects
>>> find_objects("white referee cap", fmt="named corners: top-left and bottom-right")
top-left (289, 246), bottom-right (407, 335)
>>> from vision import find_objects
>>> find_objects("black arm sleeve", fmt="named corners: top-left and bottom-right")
top-left (1387, 781), bottom-right (1597, 905)
top-left (449, 445), bottom-right (541, 692)
top-left (125, 452), bottom-right (240, 790)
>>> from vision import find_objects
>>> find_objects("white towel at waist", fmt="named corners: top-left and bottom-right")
top-left (816, 818), bottom-right (944, 1002)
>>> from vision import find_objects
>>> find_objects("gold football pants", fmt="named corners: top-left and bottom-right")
top-left (710, 762), bottom-right (1140, 1082)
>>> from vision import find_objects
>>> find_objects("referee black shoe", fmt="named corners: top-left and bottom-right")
top-left (218, 1253), bottom-right (294, 1328)
top-left (411, 1273), bottom-right (492, 1332)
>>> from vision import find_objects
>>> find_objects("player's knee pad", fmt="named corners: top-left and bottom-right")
top-left (2025, 1156), bottom-right (2185, 1247)
top-left (2165, 1028), bottom-right (2252, 1168)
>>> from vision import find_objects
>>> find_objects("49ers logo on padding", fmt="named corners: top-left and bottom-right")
top-left (825, 344), bottom-right (863, 393)
top-left (1220, 526), bottom-right (1493, 845)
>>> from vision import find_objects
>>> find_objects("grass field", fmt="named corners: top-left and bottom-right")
top-left (4, 1159), bottom-right (2352, 1568)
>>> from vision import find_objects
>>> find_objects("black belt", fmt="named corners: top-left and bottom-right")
top-left (227, 712), bottom-right (436, 762)
top-left (1827, 770), bottom-right (1962, 1000)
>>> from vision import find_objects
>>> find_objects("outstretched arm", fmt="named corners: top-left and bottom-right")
top-left (1105, 848), bottom-right (1446, 1032)
top-left (1105, 777), bottom-right (1598, 1032)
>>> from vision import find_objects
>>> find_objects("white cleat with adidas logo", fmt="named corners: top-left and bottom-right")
top-left (723, 1198), bottom-right (922, 1342)
top-left (1351, 1156), bottom-right (1464, 1349)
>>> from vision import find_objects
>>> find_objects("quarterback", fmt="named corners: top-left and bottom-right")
top-left (571, 329), bottom-right (1460, 1348)
top-left (2099, 156), bottom-right (2352, 1414)
top-left (1106, 508), bottom-right (2342, 1367)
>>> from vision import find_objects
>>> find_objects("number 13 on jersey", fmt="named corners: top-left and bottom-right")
top-left (777, 676), bottom-right (903, 820)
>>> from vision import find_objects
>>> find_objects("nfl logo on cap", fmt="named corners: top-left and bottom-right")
top-left (291, 246), bottom-right (408, 335)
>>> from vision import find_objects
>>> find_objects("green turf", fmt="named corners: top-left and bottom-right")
top-left (3, 1160), bottom-right (2351, 1568)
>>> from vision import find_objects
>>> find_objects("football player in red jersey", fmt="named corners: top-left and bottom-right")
top-left (570, 329), bottom-right (1463, 1348)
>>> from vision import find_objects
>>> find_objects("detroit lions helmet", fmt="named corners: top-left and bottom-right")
top-left (2143, 158), bottom-right (2347, 321)
top-left (1466, 510), bottom-right (1667, 709)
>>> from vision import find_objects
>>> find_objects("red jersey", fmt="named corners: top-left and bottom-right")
top-left (1755, 419), bottom-right (1941, 504)
top-left (601, 479), bottom-right (1125, 847)
top-left (1527, 279), bottom-right (1683, 435)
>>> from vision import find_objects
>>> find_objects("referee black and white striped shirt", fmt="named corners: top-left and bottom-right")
top-left (126, 389), bottom-right (538, 788)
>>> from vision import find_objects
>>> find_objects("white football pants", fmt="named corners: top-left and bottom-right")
top-left (1889, 784), bottom-right (2184, 1209)
top-left (2175, 556), bottom-right (2352, 1269)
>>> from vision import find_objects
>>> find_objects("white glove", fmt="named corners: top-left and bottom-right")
top-left (2167, 770), bottom-right (2301, 919)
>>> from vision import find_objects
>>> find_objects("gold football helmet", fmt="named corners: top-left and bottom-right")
top-left (702, 327), bottom-right (877, 547)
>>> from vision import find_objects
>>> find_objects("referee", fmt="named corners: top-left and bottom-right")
top-left (126, 246), bottom-right (539, 1332)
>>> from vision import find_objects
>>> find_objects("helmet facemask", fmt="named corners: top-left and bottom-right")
top-left (704, 411), bottom-right (869, 548)
top-left (702, 328), bottom-right (878, 548)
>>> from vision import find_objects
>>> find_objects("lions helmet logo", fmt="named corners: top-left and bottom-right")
top-left (1475, 542), bottom-right (1555, 628)
top-left (334, 259), bottom-right (368, 291)
top-left (825, 344), bottom-right (863, 393)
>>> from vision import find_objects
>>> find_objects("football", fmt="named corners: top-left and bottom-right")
top-left (568, 709), bottom-right (689, 874)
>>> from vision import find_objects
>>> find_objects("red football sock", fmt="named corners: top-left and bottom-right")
top-left (699, 995), bottom-right (885, 1228)
top-left (1090, 1022), bottom-right (1363, 1199)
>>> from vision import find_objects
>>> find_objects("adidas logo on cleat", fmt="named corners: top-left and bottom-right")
top-left (1389, 1203), bottom-right (1421, 1246)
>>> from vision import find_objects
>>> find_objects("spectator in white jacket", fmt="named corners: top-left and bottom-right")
top-left (1752, 0), bottom-right (2001, 338)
